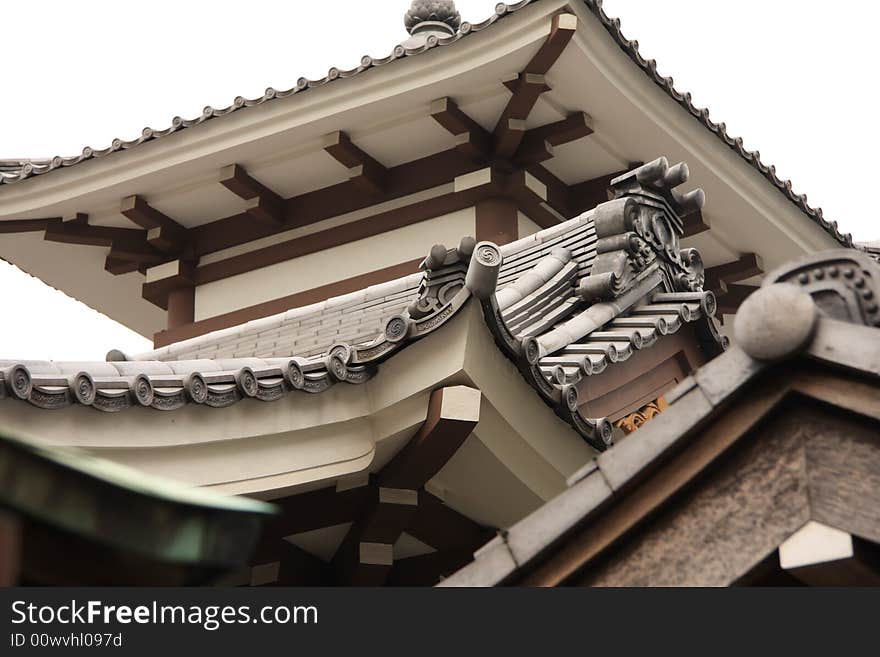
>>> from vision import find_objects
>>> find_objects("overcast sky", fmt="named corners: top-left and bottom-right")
top-left (0, 0), bottom-right (876, 361)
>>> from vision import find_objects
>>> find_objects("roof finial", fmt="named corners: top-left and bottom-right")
top-left (404, 0), bottom-right (461, 37)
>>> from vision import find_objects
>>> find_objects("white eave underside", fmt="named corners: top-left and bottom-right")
top-left (0, 0), bottom-right (840, 336)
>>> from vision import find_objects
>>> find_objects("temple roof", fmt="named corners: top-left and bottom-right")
top-left (0, 424), bottom-right (273, 583)
top-left (0, 157), bottom-right (724, 450)
top-left (441, 247), bottom-right (880, 586)
top-left (0, 0), bottom-right (851, 246)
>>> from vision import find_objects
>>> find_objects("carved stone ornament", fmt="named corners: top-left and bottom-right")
top-left (582, 157), bottom-right (707, 303)
top-left (761, 249), bottom-right (880, 328)
top-left (471, 156), bottom-right (724, 451)
top-left (404, 0), bottom-right (461, 36)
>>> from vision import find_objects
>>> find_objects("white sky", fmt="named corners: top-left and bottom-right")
top-left (1, 0), bottom-right (876, 361)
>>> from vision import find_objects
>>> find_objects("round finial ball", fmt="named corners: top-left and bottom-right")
top-left (733, 283), bottom-right (817, 361)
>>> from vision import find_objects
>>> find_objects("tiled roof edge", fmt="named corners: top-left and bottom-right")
top-left (1, 3), bottom-right (852, 241)
top-left (0, 1), bottom-right (532, 186)
top-left (582, 0), bottom-right (852, 246)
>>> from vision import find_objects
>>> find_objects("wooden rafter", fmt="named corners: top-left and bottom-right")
top-left (493, 75), bottom-right (546, 159)
top-left (407, 491), bottom-right (493, 554)
top-left (715, 283), bottom-right (758, 316)
top-left (525, 13), bottom-right (579, 76)
top-left (219, 164), bottom-right (284, 227)
top-left (493, 13), bottom-right (578, 159)
top-left (322, 131), bottom-right (386, 195)
top-left (514, 112), bottom-right (593, 165)
top-left (248, 386), bottom-right (490, 586)
top-left (380, 387), bottom-right (481, 490)
top-left (331, 487), bottom-right (418, 586)
top-left (274, 541), bottom-right (331, 586)
top-left (568, 165), bottom-right (639, 215)
top-left (0, 217), bottom-right (61, 233)
top-left (705, 253), bottom-right (763, 292)
top-left (43, 219), bottom-right (165, 275)
top-left (682, 210), bottom-right (710, 237)
top-left (192, 146), bottom-right (480, 256)
top-left (430, 97), bottom-right (491, 161)
top-left (120, 195), bottom-right (189, 255)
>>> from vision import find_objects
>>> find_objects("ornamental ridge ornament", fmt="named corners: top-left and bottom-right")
top-left (472, 156), bottom-right (723, 451)
top-left (582, 157), bottom-right (707, 304)
top-left (404, 0), bottom-right (462, 36)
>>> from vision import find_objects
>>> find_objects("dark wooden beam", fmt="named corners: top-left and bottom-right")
top-left (141, 260), bottom-right (196, 310)
top-left (44, 220), bottom-right (164, 276)
top-left (0, 218), bottom-right (61, 234)
top-left (192, 146), bottom-right (481, 256)
top-left (504, 169), bottom-right (563, 229)
top-left (491, 12), bottom-right (577, 159)
top-left (407, 491), bottom-right (494, 555)
top-left (44, 222), bottom-right (145, 249)
top-left (705, 253), bottom-right (764, 292)
top-left (243, 195), bottom-right (283, 227)
top-left (219, 164), bottom-right (282, 204)
top-left (430, 97), bottom-right (492, 161)
top-left (331, 486), bottom-right (418, 586)
top-left (476, 197), bottom-right (518, 245)
top-left (251, 484), bottom-right (372, 564)
top-left (514, 112), bottom-right (593, 165)
top-left (323, 131), bottom-right (386, 195)
top-left (525, 163), bottom-right (574, 219)
top-left (219, 164), bottom-right (285, 227)
top-left (493, 75), bottom-right (546, 159)
top-left (524, 13), bottom-right (578, 75)
top-left (388, 549), bottom-right (477, 586)
top-left (715, 283), bottom-right (758, 316)
top-left (193, 177), bottom-right (500, 288)
top-left (568, 165), bottom-right (641, 215)
top-left (120, 195), bottom-right (188, 255)
top-left (153, 257), bottom-right (423, 347)
top-left (682, 210), bottom-right (710, 238)
top-left (380, 387), bottom-right (481, 490)
top-left (104, 258), bottom-right (142, 276)
top-left (274, 541), bottom-right (331, 586)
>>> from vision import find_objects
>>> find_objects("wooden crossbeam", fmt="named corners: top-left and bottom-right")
top-left (407, 491), bottom-right (493, 554)
top-left (514, 112), bottom-right (593, 165)
top-left (388, 549), bottom-right (477, 586)
top-left (220, 164), bottom-right (285, 226)
top-left (0, 217), bottom-right (61, 233)
top-left (491, 12), bottom-right (577, 160)
top-left (493, 75), bottom-right (546, 159)
top-left (322, 131), bottom-right (386, 195)
top-left (120, 195), bottom-right (188, 255)
top-left (331, 487), bottom-right (418, 586)
top-left (568, 166), bottom-right (640, 215)
top-left (524, 13), bottom-right (578, 75)
top-left (141, 260), bottom-right (196, 310)
top-left (682, 210), bottom-right (710, 237)
top-left (705, 253), bottom-right (763, 292)
top-left (250, 387), bottom-right (489, 585)
top-left (430, 97), bottom-right (491, 161)
top-left (219, 164), bottom-right (282, 204)
top-left (104, 258), bottom-right (143, 276)
top-left (715, 283), bottom-right (758, 316)
top-left (380, 386), bottom-right (481, 490)
top-left (43, 219), bottom-right (165, 275)
top-left (251, 484), bottom-right (372, 564)
top-left (274, 541), bottom-right (331, 586)
top-left (44, 222), bottom-right (143, 248)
